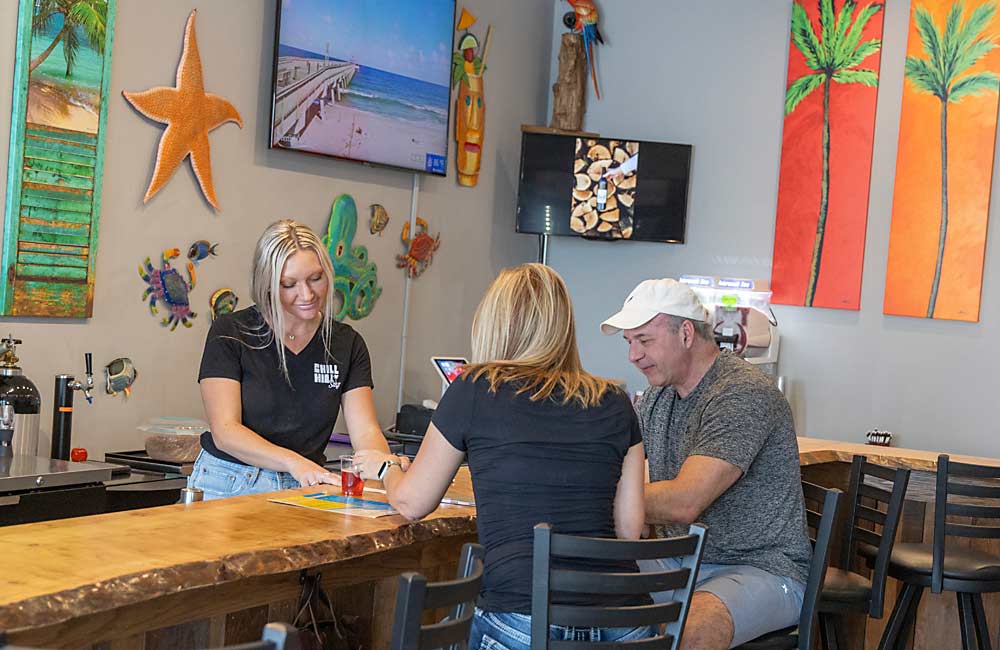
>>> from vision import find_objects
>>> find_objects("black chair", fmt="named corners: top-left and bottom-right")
top-left (818, 456), bottom-right (910, 650)
top-left (877, 454), bottom-right (1000, 650)
top-left (0, 623), bottom-right (299, 650)
top-left (390, 542), bottom-right (485, 650)
top-left (530, 522), bottom-right (708, 650)
top-left (734, 481), bottom-right (843, 650)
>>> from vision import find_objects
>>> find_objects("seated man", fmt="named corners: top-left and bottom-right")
top-left (601, 278), bottom-right (811, 650)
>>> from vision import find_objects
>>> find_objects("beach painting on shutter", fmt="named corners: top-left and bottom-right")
top-left (770, 0), bottom-right (885, 310)
top-left (884, 0), bottom-right (1000, 321)
top-left (0, 0), bottom-right (116, 317)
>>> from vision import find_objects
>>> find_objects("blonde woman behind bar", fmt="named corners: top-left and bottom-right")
top-left (355, 263), bottom-right (649, 650)
top-left (191, 219), bottom-right (397, 500)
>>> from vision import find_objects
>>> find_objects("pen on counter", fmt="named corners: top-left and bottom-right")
top-left (440, 497), bottom-right (475, 507)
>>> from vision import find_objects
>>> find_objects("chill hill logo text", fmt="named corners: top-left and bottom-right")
top-left (314, 363), bottom-right (340, 389)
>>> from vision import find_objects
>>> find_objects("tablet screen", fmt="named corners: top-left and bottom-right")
top-left (432, 357), bottom-right (468, 384)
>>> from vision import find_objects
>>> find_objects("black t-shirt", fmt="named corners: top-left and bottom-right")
top-left (433, 374), bottom-right (647, 614)
top-left (197, 306), bottom-right (374, 465)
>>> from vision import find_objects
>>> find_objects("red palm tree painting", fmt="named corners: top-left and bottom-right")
top-left (771, 0), bottom-right (885, 309)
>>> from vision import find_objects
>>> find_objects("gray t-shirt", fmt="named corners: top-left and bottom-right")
top-left (637, 351), bottom-right (811, 584)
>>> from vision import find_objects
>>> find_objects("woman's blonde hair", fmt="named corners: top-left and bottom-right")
top-left (465, 263), bottom-right (617, 407)
top-left (250, 219), bottom-right (337, 384)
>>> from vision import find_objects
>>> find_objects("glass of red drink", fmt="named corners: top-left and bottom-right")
top-left (340, 454), bottom-right (364, 497)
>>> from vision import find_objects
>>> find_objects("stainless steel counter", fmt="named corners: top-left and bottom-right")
top-left (0, 455), bottom-right (115, 493)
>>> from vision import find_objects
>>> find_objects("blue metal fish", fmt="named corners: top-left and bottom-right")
top-left (187, 240), bottom-right (219, 264)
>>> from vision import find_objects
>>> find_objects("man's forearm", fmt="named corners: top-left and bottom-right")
top-left (646, 456), bottom-right (742, 526)
top-left (645, 480), bottom-right (700, 526)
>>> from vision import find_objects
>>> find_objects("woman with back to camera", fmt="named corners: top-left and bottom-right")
top-left (190, 219), bottom-right (402, 499)
top-left (355, 263), bottom-right (650, 649)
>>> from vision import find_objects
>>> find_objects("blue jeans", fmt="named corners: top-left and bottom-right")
top-left (187, 450), bottom-right (300, 500)
top-left (468, 609), bottom-right (655, 650)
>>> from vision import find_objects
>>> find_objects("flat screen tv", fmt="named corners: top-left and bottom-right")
top-left (515, 131), bottom-right (692, 243)
top-left (269, 0), bottom-right (456, 175)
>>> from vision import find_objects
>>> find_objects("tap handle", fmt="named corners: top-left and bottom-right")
top-left (85, 352), bottom-right (92, 377)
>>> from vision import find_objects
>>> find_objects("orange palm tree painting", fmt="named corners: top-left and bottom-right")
top-left (884, 0), bottom-right (1000, 321)
top-left (771, 0), bottom-right (885, 310)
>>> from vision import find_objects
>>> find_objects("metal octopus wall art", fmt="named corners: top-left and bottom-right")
top-left (323, 194), bottom-right (382, 320)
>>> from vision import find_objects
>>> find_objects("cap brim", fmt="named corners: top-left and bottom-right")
top-left (600, 305), bottom-right (660, 335)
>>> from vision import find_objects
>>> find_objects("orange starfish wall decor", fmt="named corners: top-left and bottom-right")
top-left (123, 10), bottom-right (242, 211)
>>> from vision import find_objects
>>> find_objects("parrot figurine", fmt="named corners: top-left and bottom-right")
top-left (565, 0), bottom-right (604, 99)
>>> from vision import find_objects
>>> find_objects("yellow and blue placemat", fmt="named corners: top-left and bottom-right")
top-left (269, 492), bottom-right (398, 518)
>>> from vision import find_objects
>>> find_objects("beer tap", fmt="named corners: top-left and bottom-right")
top-left (72, 352), bottom-right (94, 404)
top-left (51, 353), bottom-right (93, 461)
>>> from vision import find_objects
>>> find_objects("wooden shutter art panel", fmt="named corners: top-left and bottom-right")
top-left (1, 0), bottom-right (116, 318)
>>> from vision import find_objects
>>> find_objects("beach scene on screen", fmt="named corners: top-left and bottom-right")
top-left (272, 0), bottom-right (453, 173)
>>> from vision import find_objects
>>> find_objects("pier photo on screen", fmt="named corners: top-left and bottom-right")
top-left (270, 0), bottom-right (454, 174)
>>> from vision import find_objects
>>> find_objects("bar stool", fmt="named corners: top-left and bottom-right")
top-left (877, 454), bottom-right (1000, 650)
top-left (734, 481), bottom-right (843, 650)
top-left (390, 542), bottom-right (485, 650)
top-left (531, 522), bottom-right (708, 650)
top-left (818, 455), bottom-right (910, 650)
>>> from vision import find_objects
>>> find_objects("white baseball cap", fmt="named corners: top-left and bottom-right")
top-left (600, 278), bottom-right (709, 335)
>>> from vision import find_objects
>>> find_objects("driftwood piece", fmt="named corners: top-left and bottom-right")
top-left (550, 33), bottom-right (586, 131)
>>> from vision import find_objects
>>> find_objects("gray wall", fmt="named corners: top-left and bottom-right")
top-left (546, 0), bottom-right (999, 456)
top-left (0, 0), bottom-right (547, 457)
top-left (401, 2), bottom-right (550, 406)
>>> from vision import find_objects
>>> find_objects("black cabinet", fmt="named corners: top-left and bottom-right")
top-left (105, 475), bottom-right (187, 512)
top-left (0, 483), bottom-right (106, 526)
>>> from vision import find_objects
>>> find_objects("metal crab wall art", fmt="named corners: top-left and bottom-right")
top-left (396, 217), bottom-right (441, 279)
top-left (139, 248), bottom-right (198, 330)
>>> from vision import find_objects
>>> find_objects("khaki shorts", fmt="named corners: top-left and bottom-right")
top-left (638, 558), bottom-right (805, 648)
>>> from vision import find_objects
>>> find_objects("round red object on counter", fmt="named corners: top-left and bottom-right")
top-left (70, 447), bottom-right (88, 462)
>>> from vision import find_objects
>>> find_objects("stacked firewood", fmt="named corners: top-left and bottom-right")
top-left (570, 139), bottom-right (637, 239)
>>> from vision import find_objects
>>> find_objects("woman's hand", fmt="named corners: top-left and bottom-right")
top-left (286, 456), bottom-right (340, 488)
top-left (354, 449), bottom-right (394, 481)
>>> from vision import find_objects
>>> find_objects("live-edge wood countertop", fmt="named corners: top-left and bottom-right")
top-left (0, 469), bottom-right (476, 631)
top-left (796, 436), bottom-right (1000, 472)
top-left (1, 439), bottom-right (993, 632)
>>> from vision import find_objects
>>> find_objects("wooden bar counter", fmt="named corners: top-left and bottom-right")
top-left (797, 437), bottom-right (1000, 472)
top-left (2, 440), bottom-right (996, 650)
top-left (798, 437), bottom-right (1000, 650)
top-left (0, 471), bottom-right (477, 649)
